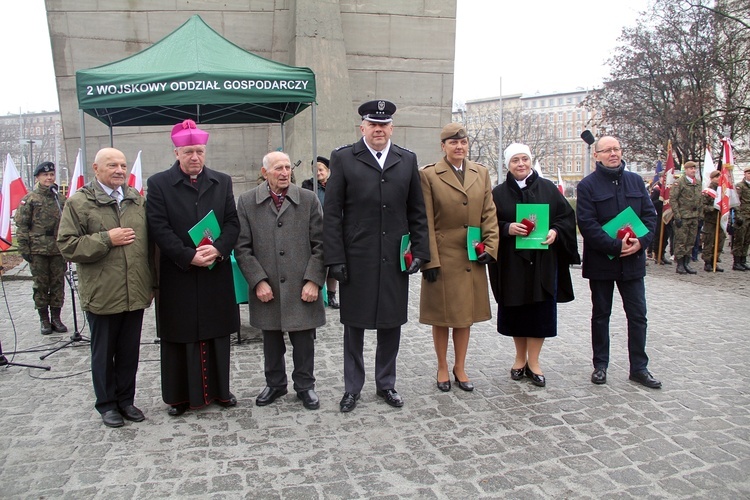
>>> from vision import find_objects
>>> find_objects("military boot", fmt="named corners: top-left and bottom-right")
top-left (675, 257), bottom-right (687, 274)
top-left (327, 291), bottom-right (340, 309)
top-left (732, 257), bottom-right (746, 271)
top-left (38, 308), bottom-right (53, 335)
top-left (704, 261), bottom-right (724, 272)
top-left (683, 256), bottom-right (697, 274)
top-left (50, 307), bottom-right (68, 333)
top-left (742, 257), bottom-right (750, 271)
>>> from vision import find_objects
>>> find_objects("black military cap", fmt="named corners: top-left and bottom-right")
top-left (358, 100), bottom-right (397, 123)
top-left (315, 156), bottom-right (330, 168)
top-left (34, 161), bottom-right (55, 176)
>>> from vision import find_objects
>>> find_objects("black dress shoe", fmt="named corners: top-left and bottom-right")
top-left (629, 371), bottom-right (662, 389)
top-left (437, 371), bottom-right (451, 392)
top-left (216, 393), bottom-right (237, 408)
top-left (168, 403), bottom-right (189, 416)
top-left (591, 367), bottom-right (607, 385)
top-left (102, 409), bottom-right (124, 428)
top-left (340, 392), bottom-right (360, 412)
top-left (297, 389), bottom-right (320, 410)
top-left (524, 365), bottom-right (546, 387)
top-left (376, 388), bottom-right (404, 407)
top-left (453, 370), bottom-right (475, 391)
top-left (256, 387), bottom-right (288, 406)
top-left (510, 366), bottom-right (525, 381)
top-left (118, 404), bottom-right (145, 422)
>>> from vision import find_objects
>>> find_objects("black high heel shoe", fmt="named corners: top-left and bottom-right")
top-left (452, 370), bottom-right (474, 392)
top-left (524, 364), bottom-right (546, 387)
top-left (510, 366), bottom-right (525, 381)
top-left (437, 372), bottom-right (451, 392)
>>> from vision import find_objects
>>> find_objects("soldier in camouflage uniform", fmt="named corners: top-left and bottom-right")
top-left (670, 161), bottom-right (702, 275)
top-left (14, 161), bottom-right (68, 335)
top-left (732, 166), bottom-right (750, 271)
top-left (701, 170), bottom-right (725, 272)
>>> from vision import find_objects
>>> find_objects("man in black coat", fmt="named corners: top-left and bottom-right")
top-left (324, 100), bottom-right (429, 412)
top-left (146, 120), bottom-right (241, 416)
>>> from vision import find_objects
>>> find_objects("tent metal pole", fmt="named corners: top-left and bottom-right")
top-left (280, 122), bottom-right (286, 151)
top-left (312, 104), bottom-right (318, 192)
top-left (109, 126), bottom-right (114, 147)
top-left (79, 110), bottom-right (87, 182)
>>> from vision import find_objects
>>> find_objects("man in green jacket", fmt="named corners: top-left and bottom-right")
top-left (670, 161), bottom-right (702, 274)
top-left (57, 148), bottom-right (153, 428)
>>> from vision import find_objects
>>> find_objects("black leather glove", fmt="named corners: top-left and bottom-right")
top-left (735, 217), bottom-right (744, 227)
top-left (674, 218), bottom-right (683, 228)
top-left (423, 268), bottom-right (439, 282)
top-left (406, 257), bottom-right (423, 274)
top-left (477, 252), bottom-right (494, 264)
top-left (22, 254), bottom-right (32, 263)
top-left (329, 264), bottom-right (349, 285)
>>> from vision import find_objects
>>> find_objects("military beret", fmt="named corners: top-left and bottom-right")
top-left (683, 161), bottom-right (698, 169)
top-left (744, 166), bottom-right (750, 173)
top-left (34, 161), bottom-right (55, 176)
top-left (710, 170), bottom-right (721, 179)
top-left (315, 156), bottom-right (330, 168)
top-left (358, 100), bottom-right (396, 123)
top-left (440, 123), bottom-right (468, 142)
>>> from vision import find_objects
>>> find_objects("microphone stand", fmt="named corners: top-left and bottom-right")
top-left (39, 186), bottom-right (89, 360)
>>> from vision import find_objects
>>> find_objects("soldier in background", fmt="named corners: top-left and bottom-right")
top-left (701, 170), bottom-right (725, 272)
top-left (732, 166), bottom-right (750, 271)
top-left (670, 161), bottom-right (702, 275)
top-left (14, 161), bottom-right (68, 335)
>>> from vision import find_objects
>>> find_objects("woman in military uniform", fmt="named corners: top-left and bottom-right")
top-left (14, 161), bottom-right (68, 335)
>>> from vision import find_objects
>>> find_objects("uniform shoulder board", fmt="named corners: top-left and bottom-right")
top-left (394, 144), bottom-right (415, 154)
top-left (420, 163), bottom-right (437, 171)
top-left (473, 161), bottom-right (488, 169)
top-left (335, 143), bottom-right (353, 151)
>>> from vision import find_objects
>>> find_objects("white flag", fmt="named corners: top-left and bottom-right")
top-left (68, 149), bottom-right (84, 199)
top-left (533, 160), bottom-right (544, 178)
top-left (557, 168), bottom-right (565, 195)
top-left (701, 147), bottom-right (714, 190)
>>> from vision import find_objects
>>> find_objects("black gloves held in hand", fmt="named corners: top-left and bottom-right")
top-left (22, 254), bottom-right (32, 263)
top-left (423, 268), bottom-right (439, 282)
top-left (329, 264), bottom-right (349, 285)
top-left (476, 252), bottom-right (494, 264)
top-left (674, 218), bottom-right (683, 228)
top-left (406, 257), bottom-right (423, 274)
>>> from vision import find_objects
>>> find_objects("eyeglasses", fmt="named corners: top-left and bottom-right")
top-left (595, 147), bottom-right (622, 154)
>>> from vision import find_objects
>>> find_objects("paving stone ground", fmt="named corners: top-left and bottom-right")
top-left (1, 248), bottom-right (749, 499)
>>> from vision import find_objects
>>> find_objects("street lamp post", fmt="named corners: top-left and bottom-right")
top-left (580, 130), bottom-right (595, 178)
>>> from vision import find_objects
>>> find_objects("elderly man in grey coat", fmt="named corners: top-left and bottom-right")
top-left (235, 151), bottom-right (326, 410)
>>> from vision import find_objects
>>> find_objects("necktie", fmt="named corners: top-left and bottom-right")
top-left (376, 151), bottom-right (382, 159)
top-left (111, 190), bottom-right (122, 209)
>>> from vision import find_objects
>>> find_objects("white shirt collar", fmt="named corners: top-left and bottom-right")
top-left (364, 139), bottom-right (391, 168)
top-left (98, 181), bottom-right (122, 198)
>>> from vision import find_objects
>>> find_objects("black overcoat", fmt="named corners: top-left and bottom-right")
top-left (323, 138), bottom-right (430, 329)
top-left (489, 171), bottom-right (580, 307)
top-left (146, 161), bottom-right (240, 342)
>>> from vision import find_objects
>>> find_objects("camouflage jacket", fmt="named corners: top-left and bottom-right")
top-left (736, 180), bottom-right (750, 217)
top-left (14, 183), bottom-right (64, 255)
top-left (670, 175), bottom-right (702, 221)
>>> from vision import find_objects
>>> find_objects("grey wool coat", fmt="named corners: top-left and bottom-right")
top-left (234, 181), bottom-right (326, 332)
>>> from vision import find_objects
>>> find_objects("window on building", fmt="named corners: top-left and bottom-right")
top-left (567, 111), bottom-right (573, 121)
top-left (567, 127), bottom-right (572, 138)
top-left (576, 144), bottom-right (582, 154)
top-left (576, 160), bottom-right (582, 172)
top-left (557, 112), bottom-right (563, 121)
top-left (558, 98), bottom-right (563, 105)
top-left (566, 161), bottom-right (572, 172)
top-left (576, 110), bottom-right (582, 120)
top-left (557, 128), bottom-right (563, 138)
top-left (566, 144), bottom-right (572, 155)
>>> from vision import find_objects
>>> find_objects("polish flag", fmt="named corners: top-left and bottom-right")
top-left (557, 168), bottom-right (565, 195)
top-left (128, 150), bottom-right (144, 195)
top-left (0, 154), bottom-right (29, 250)
top-left (67, 149), bottom-right (85, 199)
top-left (714, 137), bottom-right (740, 234)
top-left (660, 141), bottom-right (676, 223)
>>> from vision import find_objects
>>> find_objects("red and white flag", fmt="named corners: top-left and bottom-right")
top-left (557, 168), bottom-right (565, 195)
top-left (67, 149), bottom-right (85, 199)
top-left (0, 154), bottom-right (29, 250)
top-left (660, 141), bottom-right (676, 223)
top-left (534, 160), bottom-right (544, 179)
top-left (714, 137), bottom-right (740, 234)
top-left (128, 150), bottom-right (144, 195)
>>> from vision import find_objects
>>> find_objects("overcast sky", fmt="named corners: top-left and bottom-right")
top-left (1, 0), bottom-right (652, 116)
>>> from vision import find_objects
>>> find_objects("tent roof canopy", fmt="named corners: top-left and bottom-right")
top-left (76, 15), bottom-right (316, 127)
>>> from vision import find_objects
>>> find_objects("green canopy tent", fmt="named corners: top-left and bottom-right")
top-left (75, 14), bottom-right (317, 171)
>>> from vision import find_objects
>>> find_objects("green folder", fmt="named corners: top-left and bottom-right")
top-left (230, 251), bottom-right (249, 304)
top-left (467, 226), bottom-right (482, 261)
top-left (188, 210), bottom-right (221, 270)
top-left (400, 234), bottom-right (411, 271)
top-left (515, 203), bottom-right (550, 250)
top-left (602, 206), bottom-right (649, 259)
